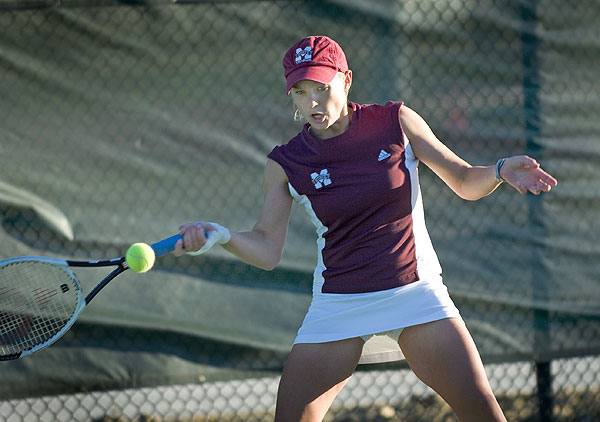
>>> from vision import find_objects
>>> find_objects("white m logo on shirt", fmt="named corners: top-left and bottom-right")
top-left (311, 169), bottom-right (332, 189)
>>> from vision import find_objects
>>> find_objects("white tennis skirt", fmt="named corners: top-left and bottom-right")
top-left (294, 274), bottom-right (462, 364)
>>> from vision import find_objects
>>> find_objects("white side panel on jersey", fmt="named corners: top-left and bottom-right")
top-left (287, 183), bottom-right (329, 295)
top-left (404, 134), bottom-right (443, 277)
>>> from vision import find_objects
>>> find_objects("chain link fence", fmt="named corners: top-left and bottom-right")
top-left (1, 0), bottom-right (599, 421)
top-left (1, 357), bottom-right (599, 421)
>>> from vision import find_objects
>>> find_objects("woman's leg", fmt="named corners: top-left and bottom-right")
top-left (275, 337), bottom-right (364, 422)
top-left (398, 318), bottom-right (507, 422)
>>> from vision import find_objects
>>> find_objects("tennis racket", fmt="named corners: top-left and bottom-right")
top-left (0, 233), bottom-right (182, 361)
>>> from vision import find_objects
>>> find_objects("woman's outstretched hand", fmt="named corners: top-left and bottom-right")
top-left (500, 155), bottom-right (558, 195)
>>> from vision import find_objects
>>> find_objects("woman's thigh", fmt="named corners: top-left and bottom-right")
top-left (275, 337), bottom-right (364, 422)
top-left (398, 318), bottom-right (507, 422)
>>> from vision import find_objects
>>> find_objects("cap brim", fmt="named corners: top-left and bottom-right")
top-left (286, 66), bottom-right (338, 94)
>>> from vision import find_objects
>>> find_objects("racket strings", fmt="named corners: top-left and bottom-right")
top-left (0, 261), bottom-right (80, 356)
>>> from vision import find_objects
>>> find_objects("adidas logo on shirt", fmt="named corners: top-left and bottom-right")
top-left (378, 149), bottom-right (391, 161)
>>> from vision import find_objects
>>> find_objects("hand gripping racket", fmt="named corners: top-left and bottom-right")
top-left (0, 234), bottom-right (182, 360)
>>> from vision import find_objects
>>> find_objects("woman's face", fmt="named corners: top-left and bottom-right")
top-left (290, 71), bottom-right (352, 139)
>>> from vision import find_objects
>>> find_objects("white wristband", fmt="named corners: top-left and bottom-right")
top-left (187, 222), bottom-right (231, 256)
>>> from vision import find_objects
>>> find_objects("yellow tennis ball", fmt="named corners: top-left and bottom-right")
top-left (125, 242), bottom-right (155, 273)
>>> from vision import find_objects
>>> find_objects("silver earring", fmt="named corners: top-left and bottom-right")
top-left (294, 107), bottom-right (302, 121)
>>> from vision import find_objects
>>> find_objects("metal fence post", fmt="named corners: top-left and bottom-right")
top-left (520, 1), bottom-right (554, 421)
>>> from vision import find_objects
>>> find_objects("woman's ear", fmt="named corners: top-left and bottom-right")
top-left (293, 104), bottom-right (302, 121)
top-left (344, 70), bottom-right (353, 94)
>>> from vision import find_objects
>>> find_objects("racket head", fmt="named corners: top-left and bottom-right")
top-left (0, 257), bottom-right (83, 360)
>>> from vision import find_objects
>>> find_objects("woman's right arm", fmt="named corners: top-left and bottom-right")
top-left (174, 158), bottom-right (293, 271)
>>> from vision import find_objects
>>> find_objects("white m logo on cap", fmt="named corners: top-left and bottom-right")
top-left (295, 46), bottom-right (313, 64)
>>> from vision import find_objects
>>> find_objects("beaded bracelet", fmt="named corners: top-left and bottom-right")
top-left (495, 158), bottom-right (507, 183)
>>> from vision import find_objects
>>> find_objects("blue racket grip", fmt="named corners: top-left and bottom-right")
top-left (151, 234), bottom-right (183, 256)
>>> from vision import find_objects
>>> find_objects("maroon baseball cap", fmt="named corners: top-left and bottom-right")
top-left (283, 35), bottom-right (349, 94)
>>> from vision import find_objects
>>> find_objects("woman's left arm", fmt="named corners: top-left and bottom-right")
top-left (399, 105), bottom-right (558, 200)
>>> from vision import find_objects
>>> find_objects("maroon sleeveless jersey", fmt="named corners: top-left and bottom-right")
top-left (268, 101), bottom-right (440, 294)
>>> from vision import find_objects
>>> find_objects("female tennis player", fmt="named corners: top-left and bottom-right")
top-left (174, 35), bottom-right (558, 422)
